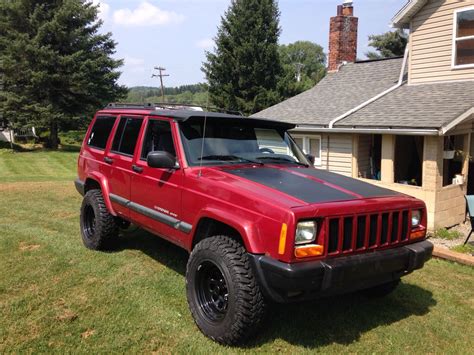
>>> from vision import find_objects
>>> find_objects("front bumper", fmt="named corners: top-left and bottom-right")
top-left (249, 240), bottom-right (433, 303)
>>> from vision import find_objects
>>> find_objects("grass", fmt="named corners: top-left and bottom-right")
top-left (433, 228), bottom-right (463, 240)
top-left (451, 243), bottom-right (474, 255)
top-left (1, 148), bottom-right (473, 353)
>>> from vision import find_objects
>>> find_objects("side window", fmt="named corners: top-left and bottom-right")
top-left (141, 120), bottom-right (176, 160)
top-left (454, 8), bottom-right (474, 67)
top-left (87, 116), bottom-right (116, 149)
top-left (111, 117), bottom-right (143, 156)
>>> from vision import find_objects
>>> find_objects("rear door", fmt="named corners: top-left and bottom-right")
top-left (130, 117), bottom-right (186, 245)
top-left (82, 114), bottom-right (117, 181)
top-left (106, 115), bottom-right (145, 218)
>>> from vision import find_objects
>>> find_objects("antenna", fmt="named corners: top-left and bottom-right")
top-left (198, 85), bottom-right (210, 178)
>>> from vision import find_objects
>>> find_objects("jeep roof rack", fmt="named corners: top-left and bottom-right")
top-left (105, 102), bottom-right (243, 116)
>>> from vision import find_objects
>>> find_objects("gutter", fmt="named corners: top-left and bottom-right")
top-left (292, 126), bottom-right (439, 136)
top-left (440, 107), bottom-right (474, 135)
top-left (328, 45), bottom-right (410, 129)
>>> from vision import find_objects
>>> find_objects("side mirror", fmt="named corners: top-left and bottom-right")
top-left (306, 154), bottom-right (315, 166)
top-left (147, 151), bottom-right (177, 169)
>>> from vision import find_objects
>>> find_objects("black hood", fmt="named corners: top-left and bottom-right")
top-left (223, 166), bottom-right (400, 204)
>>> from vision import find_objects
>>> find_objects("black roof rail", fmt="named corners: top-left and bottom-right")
top-left (105, 102), bottom-right (243, 116)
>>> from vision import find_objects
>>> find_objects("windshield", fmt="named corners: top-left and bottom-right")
top-left (179, 119), bottom-right (309, 166)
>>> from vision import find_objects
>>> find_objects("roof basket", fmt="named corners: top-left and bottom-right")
top-left (105, 102), bottom-right (243, 116)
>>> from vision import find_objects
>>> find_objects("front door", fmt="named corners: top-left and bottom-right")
top-left (130, 117), bottom-right (185, 245)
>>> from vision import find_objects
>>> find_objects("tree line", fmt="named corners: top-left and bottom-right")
top-left (0, 0), bottom-right (406, 150)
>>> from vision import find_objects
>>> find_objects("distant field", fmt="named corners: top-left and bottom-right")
top-left (0, 148), bottom-right (473, 353)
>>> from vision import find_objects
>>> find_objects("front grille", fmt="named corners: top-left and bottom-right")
top-left (327, 210), bottom-right (410, 255)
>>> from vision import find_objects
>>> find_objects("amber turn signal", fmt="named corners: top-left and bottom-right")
top-left (295, 244), bottom-right (324, 258)
top-left (410, 230), bottom-right (426, 240)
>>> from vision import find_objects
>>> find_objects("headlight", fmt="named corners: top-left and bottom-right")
top-left (295, 221), bottom-right (317, 245)
top-left (411, 210), bottom-right (422, 228)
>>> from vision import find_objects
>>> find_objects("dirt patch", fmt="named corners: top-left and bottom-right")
top-left (19, 242), bottom-right (41, 251)
top-left (56, 309), bottom-right (78, 322)
top-left (81, 329), bottom-right (95, 339)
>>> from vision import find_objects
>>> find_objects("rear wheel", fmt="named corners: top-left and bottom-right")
top-left (80, 189), bottom-right (118, 250)
top-left (186, 236), bottom-right (266, 345)
top-left (362, 279), bottom-right (400, 298)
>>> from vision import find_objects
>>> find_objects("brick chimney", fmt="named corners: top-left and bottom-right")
top-left (328, 0), bottom-right (358, 72)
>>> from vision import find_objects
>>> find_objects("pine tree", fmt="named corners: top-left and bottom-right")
top-left (0, 0), bottom-right (127, 149)
top-left (365, 29), bottom-right (408, 60)
top-left (202, 0), bottom-right (282, 115)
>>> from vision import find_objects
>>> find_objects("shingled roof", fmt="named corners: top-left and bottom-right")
top-left (337, 80), bottom-right (474, 130)
top-left (253, 56), bottom-right (474, 133)
top-left (253, 57), bottom-right (404, 126)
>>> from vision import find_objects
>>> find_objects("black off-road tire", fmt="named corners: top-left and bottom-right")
top-left (80, 189), bottom-right (118, 250)
top-left (362, 279), bottom-right (400, 298)
top-left (186, 236), bottom-right (266, 345)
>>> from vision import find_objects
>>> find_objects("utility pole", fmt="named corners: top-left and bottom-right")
top-left (151, 67), bottom-right (170, 102)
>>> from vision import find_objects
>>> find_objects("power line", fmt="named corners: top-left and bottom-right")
top-left (151, 67), bottom-right (170, 102)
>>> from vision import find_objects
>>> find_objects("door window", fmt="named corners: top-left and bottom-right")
top-left (141, 119), bottom-right (176, 160)
top-left (111, 117), bottom-right (143, 156)
top-left (87, 116), bottom-right (116, 149)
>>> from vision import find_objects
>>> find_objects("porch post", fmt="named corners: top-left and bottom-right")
top-left (381, 134), bottom-right (395, 183)
top-left (352, 134), bottom-right (359, 178)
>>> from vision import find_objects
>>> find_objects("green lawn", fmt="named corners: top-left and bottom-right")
top-left (0, 148), bottom-right (473, 353)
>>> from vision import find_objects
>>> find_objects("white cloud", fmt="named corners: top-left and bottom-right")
top-left (123, 56), bottom-right (146, 73)
top-left (113, 1), bottom-right (185, 27)
top-left (91, 0), bottom-right (110, 22)
top-left (196, 38), bottom-right (214, 50)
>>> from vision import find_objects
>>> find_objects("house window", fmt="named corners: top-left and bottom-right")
top-left (394, 136), bottom-right (424, 187)
top-left (453, 8), bottom-right (474, 68)
top-left (292, 135), bottom-right (322, 166)
top-left (357, 134), bottom-right (382, 180)
top-left (442, 135), bottom-right (465, 187)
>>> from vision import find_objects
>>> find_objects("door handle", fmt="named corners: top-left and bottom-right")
top-left (132, 165), bottom-right (143, 173)
top-left (104, 156), bottom-right (113, 164)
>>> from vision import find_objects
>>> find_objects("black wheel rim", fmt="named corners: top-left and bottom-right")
top-left (195, 260), bottom-right (229, 322)
top-left (83, 204), bottom-right (96, 240)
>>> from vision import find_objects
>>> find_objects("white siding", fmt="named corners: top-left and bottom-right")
top-left (292, 132), bottom-right (353, 176)
top-left (409, 0), bottom-right (474, 84)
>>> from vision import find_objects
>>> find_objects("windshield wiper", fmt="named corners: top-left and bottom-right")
top-left (256, 156), bottom-right (309, 167)
top-left (199, 155), bottom-right (264, 165)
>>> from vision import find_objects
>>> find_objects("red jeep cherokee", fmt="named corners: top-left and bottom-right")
top-left (75, 104), bottom-right (433, 345)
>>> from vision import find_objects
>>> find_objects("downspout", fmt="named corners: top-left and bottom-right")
top-left (328, 45), bottom-right (410, 129)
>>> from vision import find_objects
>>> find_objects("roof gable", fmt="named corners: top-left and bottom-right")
top-left (392, 0), bottom-right (429, 28)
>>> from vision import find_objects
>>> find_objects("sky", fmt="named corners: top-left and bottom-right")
top-left (93, 0), bottom-right (408, 88)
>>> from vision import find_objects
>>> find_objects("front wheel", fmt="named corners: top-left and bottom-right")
top-left (80, 189), bottom-right (118, 250)
top-left (186, 236), bottom-right (266, 345)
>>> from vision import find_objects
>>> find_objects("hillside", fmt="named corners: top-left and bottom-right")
top-left (126, 84), bottom-right (208, 106)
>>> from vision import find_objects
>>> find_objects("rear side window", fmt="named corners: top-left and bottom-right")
top-left (111, 117), bottom-right (143, 156)
top-left (87, 116), bottom-right (116, 149)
